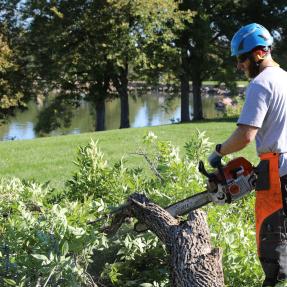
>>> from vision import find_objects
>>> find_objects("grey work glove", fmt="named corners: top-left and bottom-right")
top-left (208, 144), bottom-right (223, 168)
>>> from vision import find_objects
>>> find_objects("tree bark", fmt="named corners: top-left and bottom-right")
top-left (106, 193), bottom-right (225, 287)
top-left (180, 48), bottom-right (191, 123)
top-left (192, 74), bottom-right (203, 120)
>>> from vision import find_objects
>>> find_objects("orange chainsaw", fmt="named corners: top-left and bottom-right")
top-left (135, 157), bottom-right (257, 232)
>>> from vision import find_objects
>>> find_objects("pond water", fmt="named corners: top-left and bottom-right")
top-left (0, 91), bottom-right (224, 141)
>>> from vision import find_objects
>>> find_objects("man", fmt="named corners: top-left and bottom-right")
top-left (208, 23), bottom-right (287, 286)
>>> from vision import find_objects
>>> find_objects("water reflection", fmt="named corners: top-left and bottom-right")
top-left (0, 92), bottom-right (222, 141)
top-left (4, 122), bottom-right (35, 140)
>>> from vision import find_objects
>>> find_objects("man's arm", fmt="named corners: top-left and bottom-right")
top-left (208, 124), bottom-right (258, 168)
top-left (220, 124), bottom-right (258, 156)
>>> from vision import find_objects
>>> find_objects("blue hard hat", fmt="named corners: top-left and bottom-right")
top-left (231, 23), bottom-right (273, 56)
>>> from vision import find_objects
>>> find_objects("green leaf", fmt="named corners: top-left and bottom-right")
top-left (31, 254), bottom-right (48, 261)
top-left (61, 241), bottom-right (69, 256)
top-left (3, 278), bottom-right (17, 286)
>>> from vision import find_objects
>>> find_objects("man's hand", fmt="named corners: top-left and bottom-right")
top-left (208, 144), bottom-right (223, 168)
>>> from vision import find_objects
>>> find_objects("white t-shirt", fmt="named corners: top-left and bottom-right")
top-left (237, 66), bottom-right (287, 177)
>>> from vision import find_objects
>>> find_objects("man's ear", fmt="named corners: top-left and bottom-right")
top-left (253, 49), bottom-right (267, 62)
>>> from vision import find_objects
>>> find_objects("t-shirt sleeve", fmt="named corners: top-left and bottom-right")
top-left (237, 83), bottom-right (270, 128)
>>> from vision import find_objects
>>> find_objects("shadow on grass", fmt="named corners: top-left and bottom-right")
top-left (180, 117), bottom-right (239, 124)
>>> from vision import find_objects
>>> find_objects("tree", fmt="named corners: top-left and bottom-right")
top-left (0, 1), bottom-right (34, 123)
top-left (20, 0), bottom-right (193, 133)
top-left (176, 0), bottom-right (230, 121)
top-left (0, 32), bottom-right (26, 123)
top-left (107, 0), bottom-right (191, 129)
top-left (21, 0), bottom-right (115, 132)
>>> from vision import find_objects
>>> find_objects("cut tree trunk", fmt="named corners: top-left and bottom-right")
top-left (106, 193), bottom-right (225, 287)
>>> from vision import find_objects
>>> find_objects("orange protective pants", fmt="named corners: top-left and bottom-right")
top-left (255, 153), bottom-right (287, 286)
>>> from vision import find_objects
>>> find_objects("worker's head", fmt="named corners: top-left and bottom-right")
top-left (231, 23), bottom-right (273, 78)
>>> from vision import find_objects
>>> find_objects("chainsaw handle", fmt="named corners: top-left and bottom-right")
top-left (217, 164), bottom-right (227, 184)
top-left (198, 160), bottom-right (225, 184)
top-left (198, 161), bottom-right (216, 180)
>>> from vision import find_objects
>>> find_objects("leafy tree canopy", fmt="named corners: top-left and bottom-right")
top-left (0, 33), bottom-right (26, 122)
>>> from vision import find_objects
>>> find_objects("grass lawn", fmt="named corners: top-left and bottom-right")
top-left (0, 120), bottom-right (258, 189)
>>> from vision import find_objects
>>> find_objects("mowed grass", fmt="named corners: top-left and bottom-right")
top-left (0, 120), bottom-right (258, 189)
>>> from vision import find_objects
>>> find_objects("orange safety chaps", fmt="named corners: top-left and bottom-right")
top-left (255, 153), bottom-right (287, 286)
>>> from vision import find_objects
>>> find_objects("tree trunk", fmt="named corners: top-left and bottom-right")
top-left (113, 61), bottom-right (130, 129)
top-left (180, 49), bottom-right (190, 122)
top-left (95, 98), bottom-right (105, 131)
top-left (119, 85), bottom-right (130, 129)
top-left (107, 193), bottom-right (225, 287)
top-left (192, 75), bottom-right (203, 120)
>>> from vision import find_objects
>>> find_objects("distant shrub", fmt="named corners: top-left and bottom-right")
top-left (223, 95), bottom-right (245, 118)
